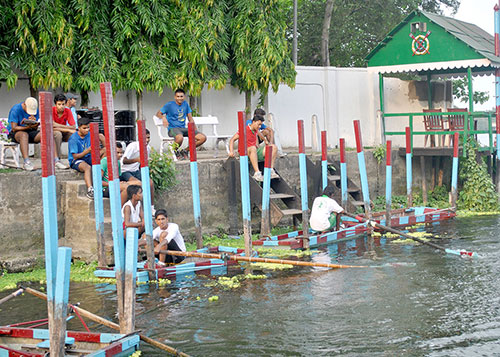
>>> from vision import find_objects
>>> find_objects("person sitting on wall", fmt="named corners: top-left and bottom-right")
top-left (310, 185), bottom-right (344, 233)
top-left (120, 129), bottom-right (155, 214)
top-left (122, 184), bottom-right (145, 239)
top-left (153, 209), bottom-right (186, 265)
top-left (155, 88), bottom-right (206, 160)
top-left (102, 142), bottom-right (138, 205)
top-left (246, 108), bottom-right (274, 145)
top-left (228, 114), bottom-right (279, 182)
top-left (65, 92), bottom-right (81, 127)
top-left (52, 93), bottom-right (76, 169)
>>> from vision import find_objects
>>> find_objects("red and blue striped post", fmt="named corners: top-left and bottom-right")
top-left (123, 227), bottom-right (138, 333)
top-left (353, 120), bottom-right (371, 216)
top-left (385, 140), bottom-right (392, 226)
top-left (261, 146), bottom-right (273, 237)
top-left (40, 91), bottom-right (72, 355)
top-left (90, 123), bottom-right (105, 267)
top-left (100, 82), bottom-right (125, 332)
top-left (188, 122), bottom-right (203, 248)
top-left (137, 120), bottom-right (155, 276)
top-left (495, 2), bottom-right (500, 196)
top-left (298, 120), bottom-right (309, 248)
top-left (238, 111), bottom-right (252, 257)
top-left (321, 131), bottom-right (328, 190)
top-left (451, 132), bottom-right (459, 209)
top-left (405, 127), bottom-right (413, 207)
top-left (340, 138), bottom-right (347, 208)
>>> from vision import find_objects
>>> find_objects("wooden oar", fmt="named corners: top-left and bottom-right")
top-left (0, 288), bottom-right (24, 305)
top-left (23, 287), bottom-right (190, 357)
top-left (343, 212), bottom-right (478, 258)
top-left (149, 249), bottom-right (368, 269)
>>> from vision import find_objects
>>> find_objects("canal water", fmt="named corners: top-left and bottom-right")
top-left (2, 215), bottom-right (500, 356)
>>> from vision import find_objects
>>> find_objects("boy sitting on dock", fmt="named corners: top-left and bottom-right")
top-left (153, 209), bottom-right (186, 264)
top-left (102, 143), bottom-right (139, 205)
top-left (228, 114), bottom-right (279, 182)
top-left (121, 184), bottom-right (145, 238)
top-left (310, 185), bottom-right (344, 233)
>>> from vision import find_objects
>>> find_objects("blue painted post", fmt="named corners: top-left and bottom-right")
top-left (238, 111), bottom-right (252, 257)
top-left (100, 82), bottom-right (126, 332)
top-left (353, 120), bottom-right (371, 217)
top-left (261, 145), bottom-right (273, 237)
top-left (339, 138), bottom-right (348, 208)
top-left (385, 140), bottom-right (392, 227)
top-left (90, 123), bottom-right (106, 267)
top-left (321, 131), bottom-right (328, 190)
top-left (137, 120), bottom-right (156, 278)
top-left (451, 132), bottom-right (459, 209)
top-left (298, 120), bottom-right (310, 248)
top-left (405, 127), bottom-right (413, 207)
top-left (124, 228), bottom-right (138, 333)
top-left (188, 122), bottom-right (203, 248)
top-left (53, 247), bottom-right (72, 354)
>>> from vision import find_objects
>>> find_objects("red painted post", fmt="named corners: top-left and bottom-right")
top-left (90, 123), bottom-right (101, 166)
top-left (238, 111), bottom-right (247, 157)
top-left (40, 93), bottom-right (54, 178)
top-left (339, 138), bottom-right (347, 208)
top-left (321, 131), bottom-right (327, 161)
top-left (297, 120), bottom-right (305, 154)
top-left (340, 138), bottom-right (345, 163)
top-left (188, 122), bottom-right (197, 162)
top-left (405, 127), bottom-right (413, 207)
top-left (353, 120), bottom-right (362, 153)
top-left (385, 140), bottom-right (392, 226)
top-left (137, 120), bottom-right (149, 168)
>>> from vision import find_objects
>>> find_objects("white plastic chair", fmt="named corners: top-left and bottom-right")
top-left (0, 118), bottom-right (20, 168)
top-left (152, 115), bottom-right (177, 161)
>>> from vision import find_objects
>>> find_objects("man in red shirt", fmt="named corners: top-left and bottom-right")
top-left (52, 93), bottom-right (76, 169)
top-left (228, 114), bottom-right (278, 181)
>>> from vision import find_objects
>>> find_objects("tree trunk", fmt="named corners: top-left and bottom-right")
top-left (29, 78), bottom-right (38, 99)
top-left (321, 0), bottom-right (335, 67)
top-left (189, 96), bottom-right (197, 115)
top-left (245, 90), bottom-right (251, 120)
top-left (80, 91), bottom-right (89, 107)
top-left (136, 91), bottom-right (143, 122)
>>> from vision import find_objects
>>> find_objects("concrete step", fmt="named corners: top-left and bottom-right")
top-left (281, 208), bottom-right (302, 216)
top-left (327, 174), bottom-right (340, 181)
top-left (89, 197), bottom-right (112, 218)
top-left (270, 193), bottom-right (295, 199)
top-left (352, 201), bottom-right (365, 206)
top-left (348, 187), bottom-right (360, 193)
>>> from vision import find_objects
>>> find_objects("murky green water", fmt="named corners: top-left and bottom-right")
top-left (2, 215), bottom-right (500, 356)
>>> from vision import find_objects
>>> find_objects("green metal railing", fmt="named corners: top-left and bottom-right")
top-left (382, 111), bottom-right (494, 155)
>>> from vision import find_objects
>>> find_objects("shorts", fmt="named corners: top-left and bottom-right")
top-left (70, 156), bottom-right (92, 171)
top-left (257, 146), bottom-right (265, 161)
top-left (120, 170), bottom-right (141, 181)
top-left (328, 213), bottom-right (338, 230)
top-left (168, 127), bottom-right (200, 138)
top-left (103, 186), bottom-right (109, 198)
top-left (8, 129), bottom-right (40, 143)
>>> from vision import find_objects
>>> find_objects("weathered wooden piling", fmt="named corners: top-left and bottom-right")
top-left (188, 122), bottom-right (203, 249)
top-left (339, 138), bottom-right (348, 208)
top-left (385, 140), bottom-right (392, 227)
top-left (90, 123), bottom-right (106, 267)
top-left (137, 120), bottom-right (155, 278)
top-left (238, 111), bottom-right (252, 257)
top-left (123, 227), bottom-right (138, 333)
top-left (297, 120), bottom-right (310, 248)
top-left (261, 145), bottom-right (272, 237)
top-left (321, 131), bottom-right (328, 190)
top-left (100, 82), bottom-right (126, 332)
top-left (353, 120), bottom-right (371, 216)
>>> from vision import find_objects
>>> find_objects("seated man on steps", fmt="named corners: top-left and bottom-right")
top-left (228, 114), bottom-right (278, 182)
top-left (52, 93), bottom-right (76, 169)
top-left (246, 108), bottom-right (274, 145)
top-left (310, 185), bottom-right (344, 233)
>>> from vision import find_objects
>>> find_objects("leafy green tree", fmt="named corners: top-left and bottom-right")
top-left (0, 1), bottom-right (17, 88)
top-left (228, 0), bottom-right (296, 114)
top-left (452, 78), bottom-right (490, 106)
top-left (11, 0), bottom-right (74, 92)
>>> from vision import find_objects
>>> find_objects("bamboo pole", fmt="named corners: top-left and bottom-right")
top-left (154, 249), bottom-right (367, 269)
top-left (23, 287), bottom-right (190, 357)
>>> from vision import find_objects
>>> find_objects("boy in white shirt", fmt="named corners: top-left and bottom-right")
top-left (310, 185), bottom-right (344, 232)
top-left (153, 209), bottom-right (186, 264)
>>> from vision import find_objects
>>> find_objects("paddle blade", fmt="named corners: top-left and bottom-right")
top-left (445, 248), bottom-right (479, 258)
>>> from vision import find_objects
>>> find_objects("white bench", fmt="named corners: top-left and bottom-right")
top-left (0, 118), bottom-right (20, 168)
top-left (152, 115), bottom-right (177, 161)
top-left (193, 115), bottom-right (231, 158)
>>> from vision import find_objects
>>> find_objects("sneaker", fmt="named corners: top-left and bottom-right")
top-left (252, 171), bottom-right (264, 182)
top-left (270, 168), bottom-right (279, 179)
top-left (86, 187), bottom-right (94, 199)
top-left (23, 160), bottom-right (34, 171)
top-left (175, 150), bottom-right (185, 161)
top-left (55, 160), bottom-right (69, 170)
top-left (181, 149), bottom-right (190, 160)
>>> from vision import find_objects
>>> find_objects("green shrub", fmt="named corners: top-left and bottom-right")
top-left (149, 149), bottom-right (177, 193)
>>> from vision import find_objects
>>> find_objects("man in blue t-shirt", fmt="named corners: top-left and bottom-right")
top-left (7, 97), bottom-right (41, 170)
top-left (155, 89), bottom-right (206, 159)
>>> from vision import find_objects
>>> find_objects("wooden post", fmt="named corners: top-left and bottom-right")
top-left (405, 127), bottom-right (413, 207)
top-left (298, 120), bottom-right (310, 248)
top-left (321, 131), bottom-right (328, 190)
top-left (385, 140), bottom-right (392, 227)
top-left (52, 246), bottom-right (72, 356)
top-left (420, 156), bottom-right (427, 205)
top-left (260, 145), bottom-right (272, 237)
top-left (100, 82), bottom-right (126, 332)
top-left (238, 111), bottom-right (252, 257)
top-left (188, 122), bottom-right (203, 248)
top-left (137, 120), bottom-right (155, 279)
top-left (40, 91), bottom-right (63, 355)
top-left (427, 73), bottom-right (433, 109)
top-left (451, 132), bottom-right (459, 209)
top-left (90, 123), bottom-right (106, 267)
top-left (339, 138), bottom-right (348, 208)
top-left (353, 120), bottom-right (371, 217)
top-left (123, 228), bottom-right (138, 334)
